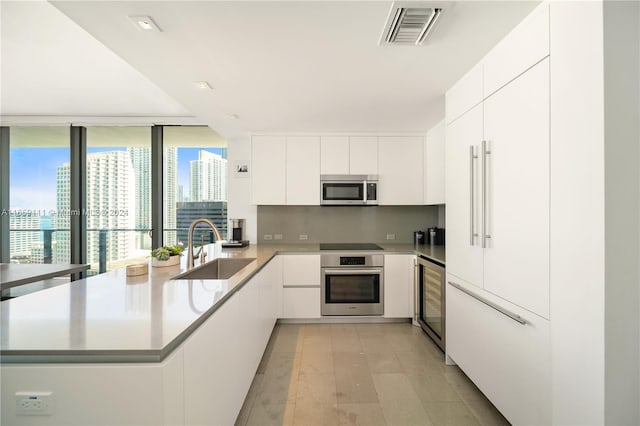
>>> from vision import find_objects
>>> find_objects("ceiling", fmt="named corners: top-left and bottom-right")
top-left (2, 1), bottom-right (539, 141)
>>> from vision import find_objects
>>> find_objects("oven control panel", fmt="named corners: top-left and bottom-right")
top-left (340, 256), bottom-right (366, 266)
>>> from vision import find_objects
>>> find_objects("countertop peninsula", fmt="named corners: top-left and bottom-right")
top-left (0, 243), bottom-right (444, 364)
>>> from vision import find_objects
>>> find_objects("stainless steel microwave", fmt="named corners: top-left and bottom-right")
top-left (320, 175), bottom-right (378, 206)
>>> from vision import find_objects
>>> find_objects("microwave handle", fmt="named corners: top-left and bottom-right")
top-left (363, 180), bottom-right (368, 202)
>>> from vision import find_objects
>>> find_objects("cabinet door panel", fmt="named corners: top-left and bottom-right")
top-left (283, 287), bottom-right (321, 318)
top-left (286, 136), bottom-right (320, 205)
top-left (425, 120), bottom-right (445, 205)
top-left (349, 136), bottom-right (378, 175)
top-left (445, 106), bottom-right (484, 288)
top-left (378, 136), bottom-right (424, 205)
top-left (483, 58), bottom-right (550, 318)
top-left (384, 254), bottom-right (414, 318)
top-left (321, 136), bottom-right (349, 175)
top-left (282, 255), bottom-right (320, 286)
top-left (251, 136), bottom-right (286, 204)
top-left (446, 278), bottom-right (551, 426)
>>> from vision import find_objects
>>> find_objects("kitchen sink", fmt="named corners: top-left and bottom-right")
top-left (173, 257), bottom-right (256, 280)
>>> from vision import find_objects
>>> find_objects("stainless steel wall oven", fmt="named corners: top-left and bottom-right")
top-left (321, 254), bottom-right (384, 316)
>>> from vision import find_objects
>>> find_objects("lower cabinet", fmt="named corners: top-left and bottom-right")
top-left (281, 254), bottom-right (321, 319)
top-left (384, 254), bottom-right (414, 318)
top-left (183, 261), bottom-right (279, 426)
top-left (446, 275), bottom-right (551, 425)
top-left (283, 287), bottom-right (321, 318)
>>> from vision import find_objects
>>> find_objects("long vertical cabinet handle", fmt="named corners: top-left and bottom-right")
top-left (469, 146), bottom-right (477, 246)
top-left (482, 140), bottom-right (492, 248)
top-left (413, 258), bottom-right (419, 323)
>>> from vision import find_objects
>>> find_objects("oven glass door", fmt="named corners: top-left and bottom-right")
top-left (322, 268), bottom-right (383, 315)
top-left (322, 182), bottom-right (365, 202)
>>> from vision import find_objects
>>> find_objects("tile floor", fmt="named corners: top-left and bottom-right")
top-left (235, 323), bottom-right (510, 426)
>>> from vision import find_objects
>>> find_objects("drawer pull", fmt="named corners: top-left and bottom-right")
top-left (448, 281), bottom-right (527, 325)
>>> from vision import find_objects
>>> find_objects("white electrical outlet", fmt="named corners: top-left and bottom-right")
top-left (16, 392), bottom-right (53, 416)
top-left (274, 234), bottom-right (283, 240)
top-left (386, 234), bottom-right (396, 240)
top-left (299, 234), bottom-right (308, 241)
top-left (263, 234), bottom-right (273, 241)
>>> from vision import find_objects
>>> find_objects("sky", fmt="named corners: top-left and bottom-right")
top-left (9, 147), bottom-right (226, 212)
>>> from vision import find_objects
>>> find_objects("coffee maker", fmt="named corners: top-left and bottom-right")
top-left (221, 218), bottom-right (250, 248)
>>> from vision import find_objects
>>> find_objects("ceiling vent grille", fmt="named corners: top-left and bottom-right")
top-left (382, 6), bottom-right (442, 45)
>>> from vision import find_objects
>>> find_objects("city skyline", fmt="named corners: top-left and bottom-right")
top-left (9, 146), bottom-right (226, 212)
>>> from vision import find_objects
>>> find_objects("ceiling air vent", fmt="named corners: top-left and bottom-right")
top-left (382, 4), bottom-right (442, 46)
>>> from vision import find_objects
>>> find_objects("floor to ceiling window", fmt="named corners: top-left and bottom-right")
top-left (163, 126), bottom-right (228, 247)
top-left (9, 127), bottom-right (70, 265)
top-left (85, 126), bottom-right (151, 275)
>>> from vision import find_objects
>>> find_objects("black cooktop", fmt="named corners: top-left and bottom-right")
top-left (319, 243), bottom-right (384, 251)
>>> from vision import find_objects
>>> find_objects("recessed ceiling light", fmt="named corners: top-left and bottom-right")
top-left (193, 81), bottom-right (213, 90)
top-left (227, 114), bottom-right (239, 120)
top-left (129, 15), bottom-right (162, 32)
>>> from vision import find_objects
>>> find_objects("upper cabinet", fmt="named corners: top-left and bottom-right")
top-left (445, 63), bottom-right (483, 125)
top-left (319, 136), bottom-right (378, 176)
top-left (349, 136), bottom-right (378, 175)
top-left (378, 136), bottom-right (424, 205)
top-left (483, 4), bottom-right (549, 97)
top-left (286, 136), bottom-right (320, 205)
top-left (251, 136), bottom-right (286, 205)
top-left (424, 120), bottom-right (445, 205)
top-left (320, 136), bottom-right (349, 175)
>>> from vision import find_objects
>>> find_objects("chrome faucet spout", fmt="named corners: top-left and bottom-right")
top-left (187, 218), bottom-right (222, 269)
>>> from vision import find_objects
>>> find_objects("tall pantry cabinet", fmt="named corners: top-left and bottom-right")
top-left (445, 4), bottom-right (551, 425)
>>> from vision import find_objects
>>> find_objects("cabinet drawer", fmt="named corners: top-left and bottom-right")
top-left (282, 255), bottom-right (321, 286)
top-left (282, 287), bottom-right (321, 318)
top-left (483, 3), bottom-right (549, 98)
top-left (446, 276), bottom-right (550, 425)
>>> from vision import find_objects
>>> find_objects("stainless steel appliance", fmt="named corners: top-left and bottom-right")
top-left (320, 175), bottom-right (378, 206)
top-left (415, 255), bottom-right (446, 350)
top-left (222, 218), bottom-right (249, 248)
top-left (321, 252), bottom-right (384, 316)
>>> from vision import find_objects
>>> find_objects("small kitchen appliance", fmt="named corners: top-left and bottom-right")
top-left (427, 227), bottom-right (445, 246)
top-left (320, 175), bottom-right (378, 206)
top-left (222, 219), bottom-right (250, 248)
top-left (414, 230), bottom-right (425, 245)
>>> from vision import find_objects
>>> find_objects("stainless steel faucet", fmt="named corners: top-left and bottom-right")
top-left (187, 218), bottom-right (223, 269)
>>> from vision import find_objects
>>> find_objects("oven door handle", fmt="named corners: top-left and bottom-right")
top-left (322, 268), bottom-right (383, 275)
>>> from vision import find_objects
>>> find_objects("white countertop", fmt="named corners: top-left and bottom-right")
top-left (0, 243), bottom-right (444, 363)
top-left (0, 263), bottom-right (90, 291)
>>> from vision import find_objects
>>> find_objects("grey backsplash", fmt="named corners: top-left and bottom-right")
top-left (257, 205), bottom-right (444, 244)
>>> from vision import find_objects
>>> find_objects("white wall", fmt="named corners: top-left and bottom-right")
top-left (226, 136), bottom-right (257, 243)
top-left (603, 2), bottom-right (640, 424)
top-left (550, 2), bottom-right (606, 424)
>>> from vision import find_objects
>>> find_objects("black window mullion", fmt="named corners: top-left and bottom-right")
top-left (0, 127), bottom-right (9, 263)
top-left (70, 126), bottom-right (87, 280)
top-left (151, 125), bottom-right (164, 249)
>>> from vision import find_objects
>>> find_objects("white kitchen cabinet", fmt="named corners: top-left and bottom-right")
top-left (483, 3), bottom-right (549, 98)
top-left (378, 136), bottom-right (424, 205)
top-left (282, 254), bottom-right (320, 286)
top-left (384, 254), bottom-right (414, 318)
top-left (281, 254), bottom-right (321, 318)
top-left (445, 105), bottom-right (484, 290)
top-left (286, 136), bottom-right (320, 205)
top-left (483, 58), bottom-right (550, 318)
top-left (251, 135), bottom-right (286, 205)
top-left (282, 287), bottom-right (321, 318)
top-left (446, 278), bottom-right (550, 426)
top-left (445, 63), bottom-right (483, 125)
top-left (320, 136), bottom-right (349, 175)
top-left (424, 120), bottom-right (445, 205)
top-left (349, 136), bottom-right (378, 175)
top-left (446, 59), bottom-right (550, 319)
top-left (183, 262), bottom-right (279, 426)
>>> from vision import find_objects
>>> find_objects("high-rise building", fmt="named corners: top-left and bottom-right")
top-left (54, 163), bottom-right (71, 263)
top-left (128, 147), bottom-right (151, 236)
top-left (54, 151), bottom-right (135, 268)
top-left (176, 201), bottom-right (227, 245)
top-left (164, 147), bottom-right (177, 245)
top-left (190, 150), bottom-right (227, 202)
top-left (9, 211), bottom-right (41, 260)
